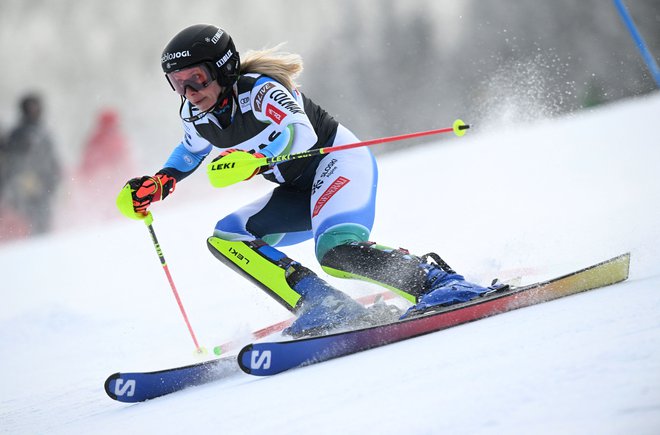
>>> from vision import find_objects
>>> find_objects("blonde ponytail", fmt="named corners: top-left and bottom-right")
top-left (240, 44), bottom-right (303, 91)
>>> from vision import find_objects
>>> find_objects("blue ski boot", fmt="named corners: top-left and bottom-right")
top-left (400, 253), bottom-right (501, 318)
top-left (320, 242), bottom-right (504, 317)
top-left (284, 271), bottom-right (369, 338)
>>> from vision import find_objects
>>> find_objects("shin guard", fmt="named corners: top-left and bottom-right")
top-left (207, 237), bottom-right (305, 312)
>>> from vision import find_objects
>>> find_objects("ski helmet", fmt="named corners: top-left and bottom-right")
top-left (161, 24), bottom-right (240, 88)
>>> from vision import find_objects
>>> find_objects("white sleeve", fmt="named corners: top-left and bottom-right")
top-left (252, 80), bottom-right (318, 154)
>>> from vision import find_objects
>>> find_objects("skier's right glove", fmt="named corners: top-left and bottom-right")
top-left (127, 173), bottom-right (176, 214)
top-left (116, 173), bottom-right (176, 220)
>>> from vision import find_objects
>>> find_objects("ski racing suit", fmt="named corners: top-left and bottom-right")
top-left (162, 74), bottom-right (375, 259)
top-left (157, 74), bottom-right (494, 335)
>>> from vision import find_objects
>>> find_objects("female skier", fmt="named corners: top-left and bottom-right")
top-left (118, 24), bottom-right (498, 337)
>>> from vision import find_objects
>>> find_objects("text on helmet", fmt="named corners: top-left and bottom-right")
top-left (162, 50), bottom-right (191, 63)
top-left (211, 30), bottom-right (224, 44)
top-left (216, 49), bottom-right (233, 68)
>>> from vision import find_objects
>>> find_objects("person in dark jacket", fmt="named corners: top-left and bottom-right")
top-left (1, 93), bottom-right (61, 235)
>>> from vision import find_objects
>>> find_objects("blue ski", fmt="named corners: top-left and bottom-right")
top-left (238, 253), bottom-right (630, 376)
top-left (104, 356), bottom-right (239, 403)
top-left (104, 291), bottom-right (396, 403)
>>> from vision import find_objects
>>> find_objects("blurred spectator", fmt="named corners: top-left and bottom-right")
top-left (0, 124), bottom-right (5, 199)
top-left (78, 108), bottom-right (133, 180)
top-left (0, 93), bottom-right (61, 238)
top-left (0, 127), bottom-right (26, 240)
top-left (67, 108), bottom-right (134, 224)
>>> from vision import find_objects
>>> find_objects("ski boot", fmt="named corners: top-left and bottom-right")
top-left (283, 270), bottom-right (370, 338)
top-left (319, 242), bottom-right (505, 319)
top-left (399, 252), bottom-right (502, 318)
top-left (207, 236), bottom-right (370, 338)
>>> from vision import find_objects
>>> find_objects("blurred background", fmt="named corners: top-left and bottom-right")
top-left (0, 0), bottom-right (658, 241)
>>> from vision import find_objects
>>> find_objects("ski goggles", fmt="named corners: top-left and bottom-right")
top-left (165, 63), bottom-right (216, 95)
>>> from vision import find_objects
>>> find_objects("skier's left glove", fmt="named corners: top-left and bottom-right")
top-left (207, 149), bottom-right (268, 188)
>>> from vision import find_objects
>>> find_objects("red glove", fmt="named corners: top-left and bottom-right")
top-left (127, 173), bottom-right (176, 214)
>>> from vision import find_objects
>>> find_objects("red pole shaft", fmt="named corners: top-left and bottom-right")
top-left (161, 262), bottom-right (201, 350)
top-left (266, 123), bottom-right (467, 166)
top-left (145, 221), bottom-right (202, 351)
top-left (320, 126), bottom-right (455, 155)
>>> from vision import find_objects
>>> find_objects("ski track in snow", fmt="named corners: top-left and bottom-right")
top-left (2, 94), bottom-right (660, 434)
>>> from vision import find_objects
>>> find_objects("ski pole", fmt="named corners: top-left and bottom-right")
top-left (269, 119), bottom-right (470, 165)
top-left (142, 212), bottom-right (205, 354)
top-left (208, 119), bottom-right (470, 187)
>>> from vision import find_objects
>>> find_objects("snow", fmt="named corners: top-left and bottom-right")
top-left (2, 94), bottom-right (660, 434)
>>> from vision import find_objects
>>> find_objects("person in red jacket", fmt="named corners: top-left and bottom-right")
top-left (62, 108), bottom-right (136, 226)
top-left (79, 109), bottom-right (134, 182)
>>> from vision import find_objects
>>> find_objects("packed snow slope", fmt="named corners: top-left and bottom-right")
top-left (2, 94), bottom-right (660, 435)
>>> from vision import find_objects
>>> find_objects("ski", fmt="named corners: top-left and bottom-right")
top-left (104, 356), bottom-right (239, 403)
top-left (105, 254), bottom-right (630, 400)
top-left (238, 253), bottom-right (631, 376)
top-left (105, 290), bottom-right (396, 403)
top-left (213, 291), bottom-right (395, 355)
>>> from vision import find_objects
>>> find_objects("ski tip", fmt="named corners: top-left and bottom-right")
top-left (104, 373), bottom-right (121, 400)
top-left (237, 344), bottom-right (254, 375)
top-left (613, 252), bottom-right (631, 280)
